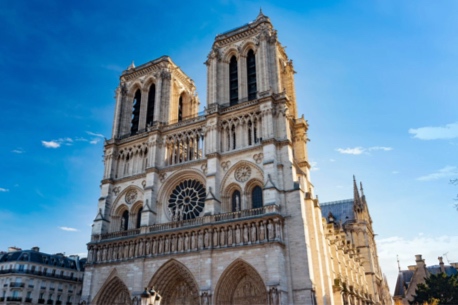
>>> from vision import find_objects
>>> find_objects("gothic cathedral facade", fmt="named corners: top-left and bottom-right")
top-left (82, 12), bottom-right (391, 305)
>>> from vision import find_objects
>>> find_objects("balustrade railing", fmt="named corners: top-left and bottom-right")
top-left (93, 205), bottom-right (280, 242)
top-left (87, 205), bottom-right (283, 265)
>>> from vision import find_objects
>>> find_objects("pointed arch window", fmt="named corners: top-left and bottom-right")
top-left (252, 186), bottom-right (263, 209)
top-left (121, 211), bottom-right (129, 231)
top-left (178, 95), bottom-right (183, 122)
top-left (229, 56), bottom-right (238, 105)
top-left (231, 190), bottom-right (241, 212)
top-left (146, 84), bottom-right (155, 126)
top-left (246, 49), bottom-right (257, 100)
top-left (131, 89), bottom-right (141, 135)
top-left (136, 207), bottom-right (143, 228)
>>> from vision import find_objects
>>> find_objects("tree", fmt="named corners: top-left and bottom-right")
top-left (410, 273), bottom-right (458, 305)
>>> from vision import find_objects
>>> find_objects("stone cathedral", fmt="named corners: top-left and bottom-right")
top-left (81, 12), bottom-right (391, 305)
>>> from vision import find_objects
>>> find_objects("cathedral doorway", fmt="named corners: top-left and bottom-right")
top-left (149, 259), bottom-right (200, 305)
top-left (214, 259), bottom-right (267, 305)
top-left (94, 276), bottom-right (132, 305)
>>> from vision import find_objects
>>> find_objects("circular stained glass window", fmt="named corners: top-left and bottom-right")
top-left (168, 179), bottom-right (206, 220)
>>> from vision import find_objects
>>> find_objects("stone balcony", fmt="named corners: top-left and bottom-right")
top-left (87, 205), bottom-right (284, 265)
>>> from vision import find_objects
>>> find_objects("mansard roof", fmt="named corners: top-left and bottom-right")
top-left (0, 249), bottom-right (86, 271)
top-left (320, 199), bottom-right (355, 224)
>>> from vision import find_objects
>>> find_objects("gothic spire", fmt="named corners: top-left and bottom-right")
top-left (353, 175), bottom-right (361, 205)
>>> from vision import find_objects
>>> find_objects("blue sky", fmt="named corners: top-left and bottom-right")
top-left (1, 0), bottom-right (457, 293)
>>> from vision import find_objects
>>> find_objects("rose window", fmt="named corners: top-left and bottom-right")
top-left (168, 179), bottom-right (206, 220)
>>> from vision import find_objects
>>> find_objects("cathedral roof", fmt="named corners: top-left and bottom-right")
top-left (0, 248), bottom-right (86, 271)
top-left (320, 199), bottom-right (355, 224)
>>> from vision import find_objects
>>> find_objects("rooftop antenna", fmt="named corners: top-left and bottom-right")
top-left (397, 254), bottom-right (401, 272)
top-left (443, 252), bottom-right (450, 264)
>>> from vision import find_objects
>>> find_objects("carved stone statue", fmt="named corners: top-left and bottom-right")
top-left (268, 220), bottom-right (274, 241)
top-left (213, 228), bottom-right (219, 247)
top-left (198, 231), bottom-right (203, 249)
top-left (235, 225), bottom-right (241, 244)
top-left (220, 228), bottom-right (226, 246)
top-left (251, 223), bottom-right (257, 243)
top-left (243, 224), bottom-right (249, 244)
top-left (227, 227), bottom-right (233, 246)
top-left (259, 221), bottom-right (266, 241)
top-left (204, 229), bottom-right (210, 248)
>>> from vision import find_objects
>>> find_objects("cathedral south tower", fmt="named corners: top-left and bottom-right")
top-left (82, 12), bottom-right (389, 305)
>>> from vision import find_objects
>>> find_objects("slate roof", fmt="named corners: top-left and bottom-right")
top-left (0, 249), bottom-right (85, 271)
top-left (320, 199), bottom-right (355, 224)
top-left (393, 265), bottom-right (458, 297)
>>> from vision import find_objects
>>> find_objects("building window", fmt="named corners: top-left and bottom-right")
top-left (146, 83), bottom-right (155, 126)
top-left (130, 89), bottom-right (142, 135)
top-left (246, 49), bottom-right (257, 100)
top-left (121, 211), bottom-right (129, 231)
top-left (231, 190), bottom-right (241, 212)
top-left (178, 95), bottom-right (183, 122)
top-left (136, 207), bottom-right (143, 229)
top-left (252, 186), bottom-right (263, 209)
top-left (229, 56), bottom-right (238, 105)
top-left (17, 264), bottom-right (24, 272)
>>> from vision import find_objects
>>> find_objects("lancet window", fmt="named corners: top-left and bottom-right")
top-left (220, 113), bottom-right (261, 152)
top-left (115, 144), bottom-right (149, 179)
top-left (121, 211), bottom-right (129, 231)
top-left (178, 95), bottom-right (183, 122)
top-left (136, 207), bottom-right (143, 228)
top-left (252, 186), bottom-right (263, 209)
top-left (229, 56), bottom-right (238, 105)
top-left (246, 49), bottom-right (257, 100)
top-left (146, 83), bottom-right (155, 126)
top-left (165, 128), bottom-right (204, 166)
top-left (131, 89), bottom-right (141, 135)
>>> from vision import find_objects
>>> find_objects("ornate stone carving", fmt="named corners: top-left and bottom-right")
top-left (159, 173), bottom-right (167, 183)
top-left (235, 165), bottom-right (251, 182)
top-left (221, 161), bottom-right (231, 171)
top-left (113, 186), bottom-right (121, 196)
top-left (141, 180), bottom-right (146, 188)
top-left (125, 189), bottom-right (137, 204)
top-left (201, 163), bottom-right (208, 175)
top-left (253, 153), bottom-right (263, 164)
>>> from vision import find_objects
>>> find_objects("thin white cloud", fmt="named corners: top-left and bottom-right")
top-left (368, 146), bottom-right (392, 151)
top-left (86, 131), bottom-right (104, 138)
top-left (409, 122), bottom-right (458, 140)
top-left (42, 141), bottom-right (60, 148)
top-left (59, 226), bottom-right (78, 232)
top-left (310, 161), bottom-right (319, 171)
top-left (329, 159), bottom-right (336, 162)
top-left (336, 146), bottom-right (393, 155)
top-left (90, 139), bottom-right (101, 145)
top-left (11, 148), bottom-right (24, 154)
top-left (0, 188), bottom-right (9, 192)
top-left (336, 147), bottom-right (365, 155)
top-left (416, 166), bottom-right (457, 181)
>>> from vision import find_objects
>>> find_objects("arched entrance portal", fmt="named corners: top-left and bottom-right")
top-left (94, 276), bottom-right (132, 305)
top-left (215, 259), bottom-right (267, 305)
top-left (149, 259), bottom-right (199, 305)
